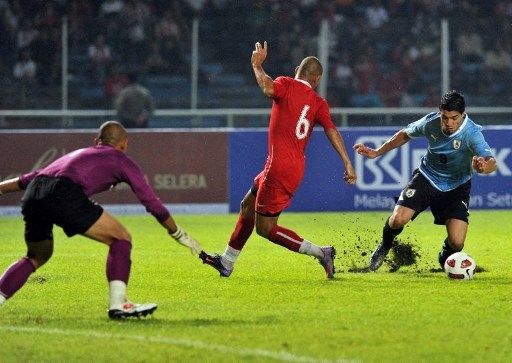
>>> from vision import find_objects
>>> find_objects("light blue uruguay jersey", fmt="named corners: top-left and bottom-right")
top-left (404, 111), bottom-right (493, 192)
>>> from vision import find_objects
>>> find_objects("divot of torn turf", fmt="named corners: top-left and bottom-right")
top-left (388, 240), bottom-right (421, 272)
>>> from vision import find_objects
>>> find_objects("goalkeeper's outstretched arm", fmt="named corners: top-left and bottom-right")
top-left (161, 216), bottom-right (204, 255)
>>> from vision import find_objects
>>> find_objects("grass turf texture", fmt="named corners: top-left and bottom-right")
top-left (0, 210), bottom-right (511, 362)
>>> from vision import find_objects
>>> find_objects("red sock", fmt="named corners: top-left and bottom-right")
top-left (228, 216), bottom-right (254, 250)
top-left (268, 225), bottom-right (303, 252)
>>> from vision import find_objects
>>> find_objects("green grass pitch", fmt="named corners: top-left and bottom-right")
top-left (0, 210), bottom-right (511, 362)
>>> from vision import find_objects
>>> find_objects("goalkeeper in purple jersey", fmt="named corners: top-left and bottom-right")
top-left (0, 121), bottom-right (203, 319)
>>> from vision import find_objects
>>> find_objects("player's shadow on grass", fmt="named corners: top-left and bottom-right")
top-left (167, 318), bottom-right (258, 327)
top-left (107, 317), bottom-right (269, 326)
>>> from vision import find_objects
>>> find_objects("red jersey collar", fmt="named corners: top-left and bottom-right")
top-left (294, 78), bottom-right (312, 88)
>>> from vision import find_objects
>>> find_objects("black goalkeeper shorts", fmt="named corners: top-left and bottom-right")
top-left (397, 169), bottom-right (471, 225)
top-left (21, 176), bottom-right (103, 242)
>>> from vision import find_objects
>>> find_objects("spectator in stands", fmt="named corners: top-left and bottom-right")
top-left (144, 41), bottom-right (170, 74)
top-left (456, 24), bottom-right (484, 62)
top-left (390, 36), bottom-right (416, 80)
top-left (114, 74), bottom-right (154, 128)
top-left (0, 1), bottom-right (17, 74)
top-left (353, 50), bottom-right (380, 94)
top-left (99, 0), bottom-right (124, 36)
top-left (104, 64), bottom-right (129, 102)
top-left (119, 0), bottom-right (152, 66)
top-left (484, 42), bottom-right (511, 73)
top-left (155, 8), bottom-right (182, 44)
top-left (494, 1), bottom-right (512, 17)
top-left (365, 0), bottom-right (389, 29)
top-left (161, 37), bottom-right (187, 75)
top-left (101, 0), bottom-right (125, 19)
top-left (379, 69), bottom-right (404, 107)
top-left (34, 1), bottom-right (60, 30)
top-left (0, 0), bottom-right (18, 40)
top-left (16, 18), bottom-right (38, 50)
top-left (332, 50), bottom-right (354, 106)
top-left (333, 51), bottom-right (353, 86)
top-left (422, 85), bottom-right (440, 107)
top-left (13, 48), bottom-right (36, 83)
top-left (156, 2), bottom-right (189, 47)
top-left (67, 1), bottom-right (93, 48)
top-left (399, 87), bottom-right (417, 107)
top-left (88, 34), bottom-right (111, 84)
top-left (12, 47), bottom-right (36, 107)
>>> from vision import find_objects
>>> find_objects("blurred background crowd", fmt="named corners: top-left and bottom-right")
top-left (1, 0), bottom-right (512, 112)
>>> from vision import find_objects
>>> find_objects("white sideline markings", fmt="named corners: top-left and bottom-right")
top-left (0, 325), bottom-right (356, 363)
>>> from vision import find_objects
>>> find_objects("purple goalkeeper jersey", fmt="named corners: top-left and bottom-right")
top-left (18, 145), bottom-right (170, 222)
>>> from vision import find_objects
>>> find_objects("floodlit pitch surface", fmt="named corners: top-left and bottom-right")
top-left (0, 211), bottom-right (510, 362)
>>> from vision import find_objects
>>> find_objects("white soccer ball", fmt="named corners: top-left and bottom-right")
top-left (444, 252), bottom-right (476, 280)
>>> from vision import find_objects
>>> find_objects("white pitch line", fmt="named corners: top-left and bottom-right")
top-left (0, 325), bottom-right (357, 363)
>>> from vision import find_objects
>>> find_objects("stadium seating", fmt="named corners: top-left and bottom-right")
top-left (2, 1), bottom-right (512, 115)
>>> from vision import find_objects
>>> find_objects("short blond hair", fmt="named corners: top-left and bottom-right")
top-left (298, 56), bottom-right (323, 78)
top-left (97, 121), bottom-right (127, 147)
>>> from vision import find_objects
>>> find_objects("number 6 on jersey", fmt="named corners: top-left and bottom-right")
top-left (295, 105), bottom-right (310, 140)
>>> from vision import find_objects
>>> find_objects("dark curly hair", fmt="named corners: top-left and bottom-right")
top-left (439, 90), bottom-right (465, 113)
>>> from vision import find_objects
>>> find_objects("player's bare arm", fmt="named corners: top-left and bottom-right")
top-left (251, 41), bottom-right (274, 97)
top-left (0, 177), bottom-right (22, 195)
top-left (353, 129), bottom-right (411, 159)
top-left (472, 156), bottom-right (497, 174)
top-left (325, 128), bottom-right (357, 185)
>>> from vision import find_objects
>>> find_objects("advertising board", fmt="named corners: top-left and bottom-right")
top-left (0, 131), bottom-right (228, 213)
top-left (229, 127), bottom-right (512, 212)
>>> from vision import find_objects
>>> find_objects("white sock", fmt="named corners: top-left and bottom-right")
top-left (0, 293), bottom-right (6, 306)
top-left (298, 240), bottom-right (324, 258)
top-left (109, 280), bottom-right (127, 310)
top-left (222, 246), bottom-right (240, 268)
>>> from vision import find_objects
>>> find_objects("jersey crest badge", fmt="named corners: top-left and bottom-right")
top-left (405, 188), bottom-right (416, 198)
top-left (453, 140), bottom-right (461, 149)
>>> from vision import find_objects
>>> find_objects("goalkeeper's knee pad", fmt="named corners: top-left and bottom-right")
top-left (26, 239), bottom-right (54, 268)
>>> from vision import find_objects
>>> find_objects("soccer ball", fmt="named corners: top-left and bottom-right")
top-left (444, 252), bottom-right (476, 280)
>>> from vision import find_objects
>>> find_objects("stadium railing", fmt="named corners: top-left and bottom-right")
top-left (0, 107), bottom-right (511, 129)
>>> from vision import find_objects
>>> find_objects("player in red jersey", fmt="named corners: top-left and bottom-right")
top-left (200, 41), bottom-right (357, 279)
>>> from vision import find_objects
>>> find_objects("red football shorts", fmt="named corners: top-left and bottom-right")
top-left (252, 171), bottom-right (295, 216)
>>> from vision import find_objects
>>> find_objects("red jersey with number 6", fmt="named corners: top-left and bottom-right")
top-left (258, 76), bottom-right (336, 194)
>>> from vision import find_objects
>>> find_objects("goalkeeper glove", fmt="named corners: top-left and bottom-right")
top-left (169, 225), bottom-right (203, 255)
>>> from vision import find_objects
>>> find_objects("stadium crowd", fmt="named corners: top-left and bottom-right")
top-left (1, 0), bottom-right (512, 111)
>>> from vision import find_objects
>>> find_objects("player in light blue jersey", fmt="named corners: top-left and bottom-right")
top-left (353, 90), bottom-right (497, 271)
